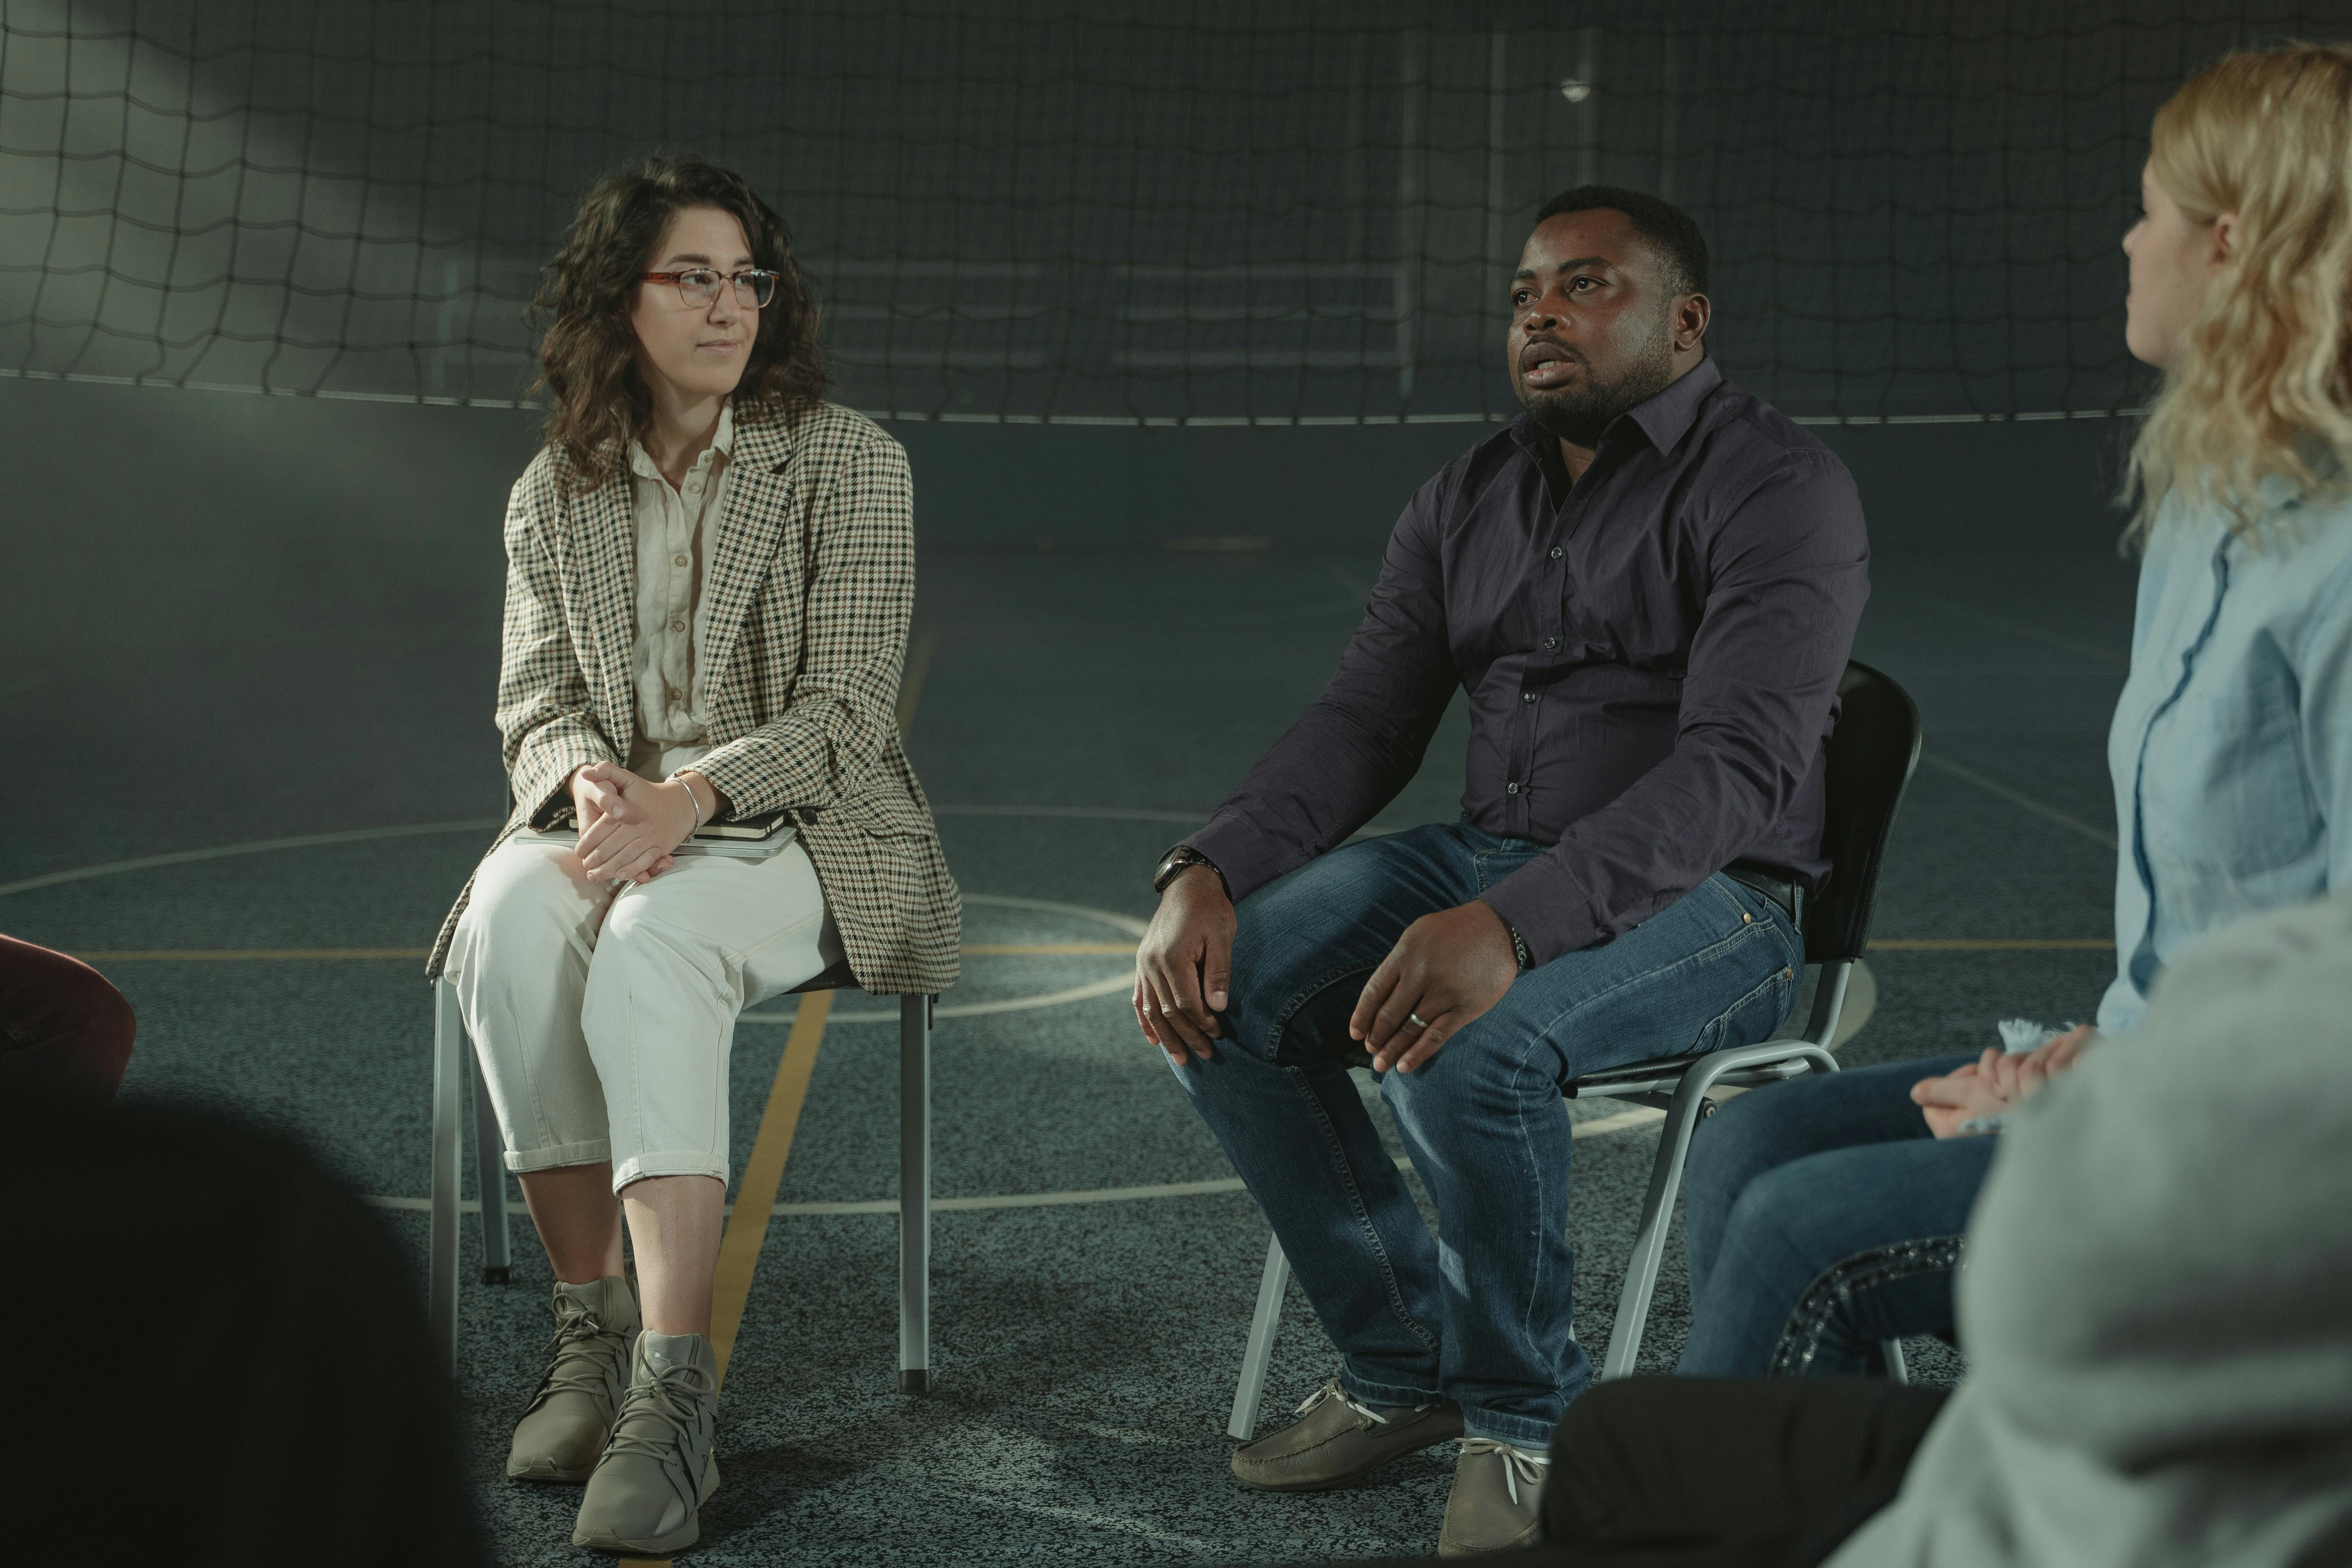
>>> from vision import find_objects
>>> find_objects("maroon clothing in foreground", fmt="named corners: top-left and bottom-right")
top-left (1186, 359), bottom-right (1869, 964)
top-left (0, 933), bottom-right (136, 1099)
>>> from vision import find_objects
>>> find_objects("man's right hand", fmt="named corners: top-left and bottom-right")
top-left (1134, 865), bottom-right (1236, 1065)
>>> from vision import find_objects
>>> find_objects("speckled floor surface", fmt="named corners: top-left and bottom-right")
top-left (2, 389), bottom-right (2135, 1562)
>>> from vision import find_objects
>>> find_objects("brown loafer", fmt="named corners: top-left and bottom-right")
top-left (1437, 1438), bottom-right (1550, 1556)
top-left (1232, 1377), bottom-right (1464, 1492)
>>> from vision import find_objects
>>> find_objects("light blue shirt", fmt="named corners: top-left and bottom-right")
top-left (2098, 476), bottom-right (2352, 1038)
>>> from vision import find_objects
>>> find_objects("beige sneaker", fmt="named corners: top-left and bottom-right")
top-left (506, 1277), bottom-right (639, 1483)
top-left (1437, 1438), bottom-right (1550, 1556)
top-left (571, 1331), bottom-right (721, 1555)
top-left (1232, 1377), bottom-right (1463, 1492)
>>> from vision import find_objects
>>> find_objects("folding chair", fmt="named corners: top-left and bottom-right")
top-left (426, 960), bottom-right (939, 1392)
top-left (1225, 660), bottom-right (1924, 1438)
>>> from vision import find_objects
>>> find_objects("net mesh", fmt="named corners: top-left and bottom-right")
top-left (1, 1), bottom-right (2339, 424)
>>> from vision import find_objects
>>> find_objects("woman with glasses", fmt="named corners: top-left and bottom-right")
top-left (424, 155), bottom-right (959, 1556)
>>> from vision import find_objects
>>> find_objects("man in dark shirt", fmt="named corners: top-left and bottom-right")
top-left (1132, 186), bottom-right (1869, 1555)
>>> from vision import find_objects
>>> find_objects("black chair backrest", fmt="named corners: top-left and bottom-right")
top-left (1805, 659), bottom-right (1923, 965)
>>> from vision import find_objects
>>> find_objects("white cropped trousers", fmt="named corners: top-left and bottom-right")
top-left (444, 830), bottom-right (843, 1191)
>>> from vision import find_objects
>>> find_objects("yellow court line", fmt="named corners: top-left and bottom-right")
top-left (1870, 938), bottom-right (2114, 951)
top-left (619, 627), bottom-right (936, 1566)
top-left (69, 942), bottom-right (1132, 962)
top-left (958, 941), bottom-right (1136, 956)
top-left (70, 948), bottom-right (435, 961)
top-left (707, 988), bottom-right (832, 1385)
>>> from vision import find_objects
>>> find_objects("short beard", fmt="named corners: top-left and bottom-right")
top-left (1514, 324), bottom-right (1678, 449)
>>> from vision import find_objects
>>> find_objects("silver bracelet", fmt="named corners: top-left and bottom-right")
top-left (669, 773), bottom-right (706, 830)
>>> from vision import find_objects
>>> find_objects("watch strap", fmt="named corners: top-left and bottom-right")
top-left (1154, 844), bottom-right (1225, 895)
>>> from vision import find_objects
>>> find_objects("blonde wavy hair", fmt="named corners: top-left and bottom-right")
top-left (2123, 43), bottom-right (2352, 548)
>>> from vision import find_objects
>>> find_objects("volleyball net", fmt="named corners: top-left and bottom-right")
top-left (0, 1), bottom-right (2334, 425)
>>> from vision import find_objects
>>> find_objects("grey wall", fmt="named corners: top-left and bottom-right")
top-left (2, 373), bottom-right (2131, 699)
top-left (891, 412), bottom-right (2133, 556)
top-left (0, 373), bottom-right (2128, 848)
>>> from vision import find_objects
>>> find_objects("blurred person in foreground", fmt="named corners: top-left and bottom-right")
top-left (424, 155), bottom-right (959, 1556)
top-left (1323, 885), bottom-right (2352, 1568)
top-left (1675, 41), bottom-right (2352, 1385)
top-left (1133, 185), bottom-right (1869, 1554)
top-left (1, 959), bottom-right (484, 1562)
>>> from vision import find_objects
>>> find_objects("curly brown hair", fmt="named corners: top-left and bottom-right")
top-left (532, 155), bottom-right (827, 488)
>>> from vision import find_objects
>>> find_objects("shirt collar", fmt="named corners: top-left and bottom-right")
top-left (627, 397), bottom-right (737, 480)
top-left (1625, 357), bottom-right (1721, 452)
top-left (1504, 357), bottom-right (1722, 463)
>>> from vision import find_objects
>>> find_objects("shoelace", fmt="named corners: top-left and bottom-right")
top-left (1458, 1438), bottom-right (1552, 1507)
top-left (1295, 1378), bottom-right (1394, 1426)
top-left (525, 1311), bottom-right (627, 1412)
top-left (602, 1357), bottom-right (716, 1495)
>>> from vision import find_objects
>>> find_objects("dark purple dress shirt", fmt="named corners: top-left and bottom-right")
top-left (1187, 358), bottom-right (1871, 965)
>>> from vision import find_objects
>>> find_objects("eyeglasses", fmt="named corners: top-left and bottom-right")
top-left (641, 268), bottom-right (778, 309)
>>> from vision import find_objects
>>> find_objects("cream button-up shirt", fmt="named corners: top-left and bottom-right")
top-left (623, 400), bottom-right (734, 780)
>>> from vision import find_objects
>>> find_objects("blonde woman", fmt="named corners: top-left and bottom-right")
top-left (424, 156), bottom-right (958, 1555)
top-left (1674, 42), bottom-right (2352, 1383)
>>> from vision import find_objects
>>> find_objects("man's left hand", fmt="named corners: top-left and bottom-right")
top-left (1351, 901), bottom-right (1520, 1073)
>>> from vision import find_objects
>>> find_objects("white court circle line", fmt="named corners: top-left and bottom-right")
top-left (358, 1113), bottom-right (1666, 1218)
top-left (0, 821), bottom-right (1155, 1022)
top-left (0, 810), bottom-right (1211, 898)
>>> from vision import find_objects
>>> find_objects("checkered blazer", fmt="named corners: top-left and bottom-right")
top-left (426, 400), bottom-right (961, 995)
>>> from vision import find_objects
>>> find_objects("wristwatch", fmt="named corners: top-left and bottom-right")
top-left (1153, 844), bottom-right (1227, 896)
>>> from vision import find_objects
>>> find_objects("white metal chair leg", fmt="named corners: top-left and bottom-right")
top-left (1599, 1037), bottom-right (1840, 1380)
top-left (1228, 1235), bottom-right (1291, 1440)
top-left (428, 977), bottom-right (465, 1379)
top-left (1883, 1338), bottom-right (1909, 1385)
top-left (898, 994), bottom-right (933, 1394)
top-left (469, 1044), bottom-right (513, 1284)
top-left (1601, 1075), bottom-right (1717, 1379)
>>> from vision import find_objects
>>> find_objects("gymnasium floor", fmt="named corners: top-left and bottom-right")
top-left (0, 387), bottom-right (2134, 1564)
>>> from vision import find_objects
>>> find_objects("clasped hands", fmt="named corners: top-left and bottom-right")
top-left (1134, 867), bottom-right (1519, 1073)
top-left (1909, 1024), bottom-right (2096, 1139)
top-left (566, 760), bottom-right (713, 885)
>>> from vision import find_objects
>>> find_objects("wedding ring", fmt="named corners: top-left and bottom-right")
top-left (1404, 1011), bottom-right (1430, 1031)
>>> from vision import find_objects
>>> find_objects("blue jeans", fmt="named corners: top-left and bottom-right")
top-left (1676, 1054), bottom-right (1995, 1377)
top-left (1169, 822), bottom-right (1801, 1449)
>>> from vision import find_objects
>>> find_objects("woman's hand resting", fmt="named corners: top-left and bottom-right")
top-left (1910, 1024), bottom-right (2098, 1138)
top-left (568, 761), bottom-right (695, 883)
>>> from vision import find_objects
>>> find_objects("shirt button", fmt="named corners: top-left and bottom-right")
top-left (1549, 546), bottom-right (1564, 560)
top-left (673, 553), bottom-right (690, 568)
top-left (1522, 691), bottom-right (1537, 704)
top-left (1542, 636), bottom-right (1559, 650)
top-left (1505, 781), bottom-right (1522, 795)
top-left (670, 619), bottom-right (686, 633)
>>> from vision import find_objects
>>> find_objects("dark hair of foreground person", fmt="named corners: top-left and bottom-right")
top-left (2, 1086), bottom-right (487, 1564)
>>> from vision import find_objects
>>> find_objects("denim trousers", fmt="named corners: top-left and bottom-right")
top-left (1675, 1054), bottom-right (1994, 1378)
top-left (1168, 822), bottom-right (1801, 1449)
